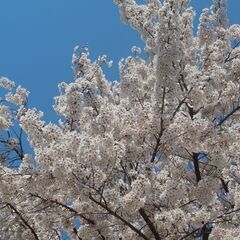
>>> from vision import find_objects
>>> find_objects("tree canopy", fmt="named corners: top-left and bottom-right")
top-left (0, 0), bottom-right (240, 239)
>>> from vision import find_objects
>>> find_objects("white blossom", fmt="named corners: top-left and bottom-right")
top-left (6, 86), bottom-right (29, 106)
top-left (0, 77), bottom-right (15, 89)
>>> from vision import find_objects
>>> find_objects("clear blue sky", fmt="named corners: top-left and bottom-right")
top-left (0, 0), bottom-right (239, 122)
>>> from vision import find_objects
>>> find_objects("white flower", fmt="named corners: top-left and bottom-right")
top-left (0, 77), bottom-right (15, 89)
top-left (131, 46), bottom-right (141, 54)
top-left (229, 24), bottom-right (240, 39)
top-left (0, 105), bottom-right (11, 130)
top-left (5, 86), bottom-right (29, 105)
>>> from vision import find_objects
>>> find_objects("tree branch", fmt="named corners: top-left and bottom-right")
top-left (7, 203), bottom-right (39, 240)
top-left (151, 134), bottom-right (161, 163)
top-left (139, 208), bottom-right (161, 240)
top-left (192, 152), bottom-right (201, 183)
top-left (89, 194), bottom-right (149, 240)
top-left (151, 87), bottom-right (165, 162)
top-left (30, 193), bottom-right (95, 225)
top-left (172, 87), bottom-right (193, 119)
top-left (216, 106), bottom-right (240, 126)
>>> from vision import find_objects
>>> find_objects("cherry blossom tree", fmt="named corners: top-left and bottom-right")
top-left (0, 0), bottom-right (240, 239)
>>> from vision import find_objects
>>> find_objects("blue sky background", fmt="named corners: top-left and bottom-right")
top-left (0, 0), bottom-right (239, 123)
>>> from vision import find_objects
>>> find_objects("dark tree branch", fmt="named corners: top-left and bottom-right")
top-left (53, 229), bottom-right (61, 240)
top-left (31, 193), bottom-right (95, 225)
top-left (73, 227), bottom-right (83, 240)
top-left (200, 224), bottom-right (212, 240)
top-left (220, 178), bottom-right (229, 193)
top-left (224, 40), bottom-right (240, 63)
top-left (216, 207), bottom-right (240, 219)
top-left (139, 208), bottom-right (161, 240)
top-left (181, 208), bottom-right (240, 239)
top-left (151, 134), bottom-right (161, 163)
top-left (172, 87), bottom-right (193, 119)
top-left (179, 228), bottom-right (199, 240)
top-left (89, 194), bottom-right (149, 240)
top-left (97, 229), bottom-right (106, 240)
top-left (151, 87), bottom-right (165, 162)
top-left (7, 203), bottom-right (39, 240)
top-left (179, 199), bottom-right (196, 208)
top-left (216, 106), bottom-right (240, 126)
top-left (180, 223), bottom-right (212, 240)
top-left (186, 103), bottom-right (202, 120)
top-left (192, 152), bottom-right (201, 183)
